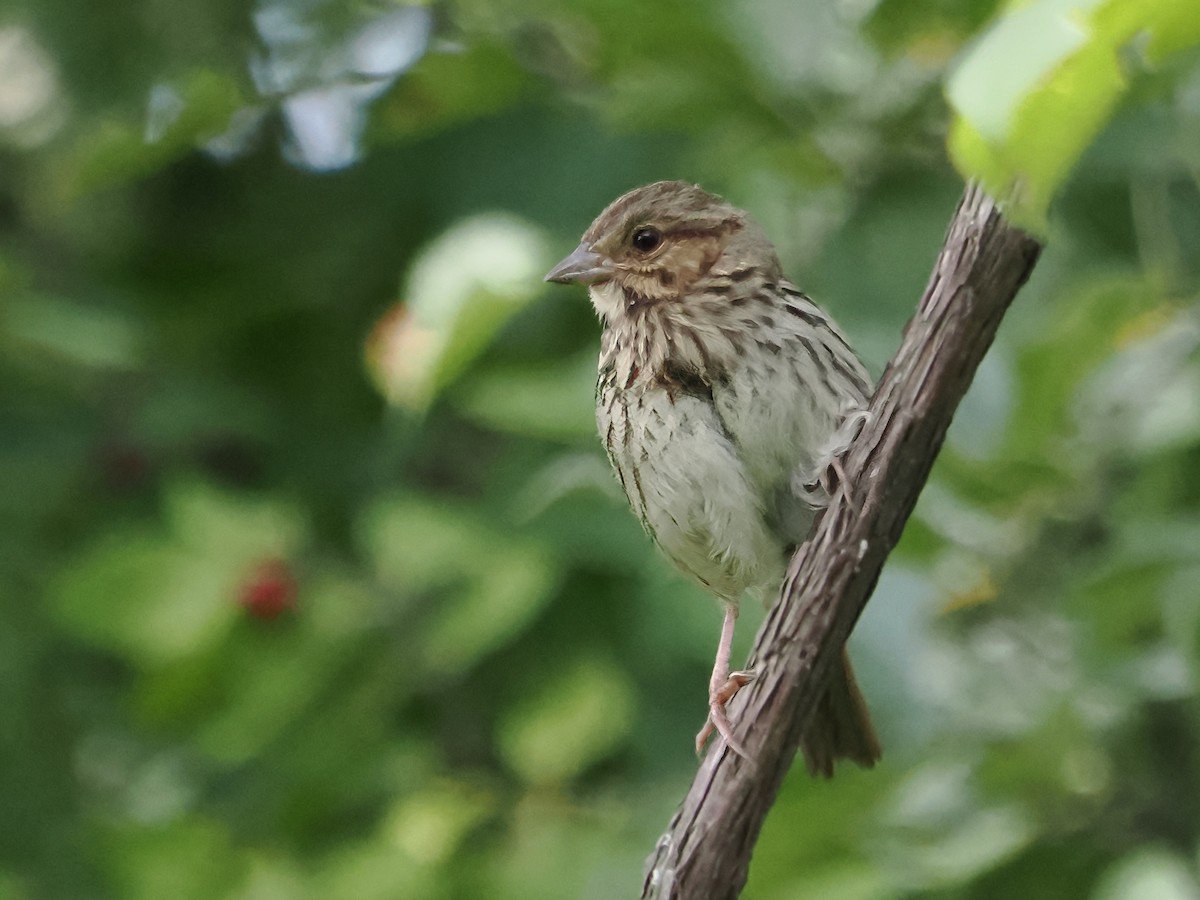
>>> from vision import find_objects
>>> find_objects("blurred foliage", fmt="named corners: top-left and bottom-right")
top-left (0, 0), bottom-right (1199, 898)
top-left (948, 0), bottom-right (1200, 229)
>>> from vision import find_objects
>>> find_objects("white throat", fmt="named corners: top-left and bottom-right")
top-left (588, 281), bottom-right (627, 324)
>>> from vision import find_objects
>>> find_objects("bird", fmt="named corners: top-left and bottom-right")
top-left (544, 180), bottom-right (880, 775)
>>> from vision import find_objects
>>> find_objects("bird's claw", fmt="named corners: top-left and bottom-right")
top-left (694, 669), bottom-right (756, 758)
top-left (808, 407), bottom-right (869, 504)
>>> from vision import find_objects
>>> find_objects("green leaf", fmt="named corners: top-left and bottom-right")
top-left (865, 0), bottom-right (1003, 57)
top-left (60, 69), bottom-right (244, 199)
top-left (418, 547), bottom-right (557, 677)
top-left (192, 623), bottom-right (341, 764)
top-left (359, 494), bottom-right (560, 676)
top-left (452, 351), bottom-right (597, 440)
top-left (373, 43), bottom-right (527, 139)
top-left (51, 481), bottom-right (306, 667)
top-left (103, 819), bottom-right (243, 900)
top-left (947, 0), bottom-right (1200, 229)
top-left (53, 535), bottom-right (239, 668)
top-left (383, 780), bottom-right (496, 866)
top-left (497, 655), bottom-right (635, 784)
top-left (366, 214), bottom-right (550, 411)
top-left (2, 292), bottom-right (141, 370)
top-left (1092, 847), bottom-right (1200, 900)
top-left (1005, 277), bottom-right (1159, 461)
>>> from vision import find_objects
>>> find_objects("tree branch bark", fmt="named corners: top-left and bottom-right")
top-left (640, 183), bottom-right (1043, 900)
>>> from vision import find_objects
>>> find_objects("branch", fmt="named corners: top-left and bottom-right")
top-left (641, 183), bottom-right (1043, 900)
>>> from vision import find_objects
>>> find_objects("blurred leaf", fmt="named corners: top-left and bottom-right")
top-left (0, 870), bottom-right (30, 900)
top-left (479, 791), bottom-right (654, 900)
top-left (1006, 277), bottom-right (1158, 461)
top-left (866, 0), bottom-right (1003, 57)
top-left (2, 292), bottom-right (141, 370)
top-left (359, 494), bottom-right (560, 676)
top-left (418, 547), bottom-right (557, 676)
top-left (229, 854), bottom-right (309, 900)
top-left (361, 497), bottom-right (490, 594)
top-left (1113, 0), bottom-right (1200, 64)
top-left (366, 214), bottom-right (550, 410)
top-left (373, 42), bottom-right (527, 139)
top-left (1069, 561), bottom-right (1169, 655)
top-left (976, 708), bottom-right (1108, 806)
top-left (103, 818), bottom-right (243, 900)
top-left (53, 535), bottom-right (231, 666)
top-left (1091, 847), bottom-right (1200, 900)
top-left (884, 800), bottom-right (1035, 889)
top-left (453, 350), bottom-right (597, 439)
top-left (165, 481), bottom-right (306, 559)
top-left (135, 573), bottom-right (377, 763)
top-left (1075, 308), bottom-right (1200, 455)
top-left (497, 655), bottom-right (635, 784)
top-left (947, 0), bottom-right (1200, 229)
top-left (770, 864), bottom-right (894, 900)
top-left (313, 834), bottom-right (437, 900)
top-left (384, 779), bottom-right (497, 865)
top-left (60, 68), bottom-right (244, 198)
top-left (192, 632), bottom-right (340, 764)
top-left (52, 481), bottom-right (306, 667)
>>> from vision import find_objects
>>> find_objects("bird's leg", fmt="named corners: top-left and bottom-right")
top-left (694, 605), bottom-right (755, 758)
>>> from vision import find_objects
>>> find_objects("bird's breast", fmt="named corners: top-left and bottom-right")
top-left (596, 369), bottom-right (784, 600)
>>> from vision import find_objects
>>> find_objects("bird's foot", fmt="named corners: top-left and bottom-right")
top-left (801, 408), bottom-right (872, 514)
top-left (820, 454), bottom-right (855, 509)
top-left (694, 669), bottom-right (756, 758)
top-left (825, 408), bottom-right (871, 501)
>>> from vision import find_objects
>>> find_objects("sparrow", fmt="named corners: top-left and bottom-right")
top-left (546, 181), bottom-right (880, 774)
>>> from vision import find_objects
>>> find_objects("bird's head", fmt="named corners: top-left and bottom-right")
top-left (545, 181), bottom-right (779, 321)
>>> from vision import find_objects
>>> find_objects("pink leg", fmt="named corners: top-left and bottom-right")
top-left (694, 606), bottom-right (755, 758)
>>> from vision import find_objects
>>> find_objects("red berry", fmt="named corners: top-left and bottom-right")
top-left (238, 559), bottom-right (297, 621)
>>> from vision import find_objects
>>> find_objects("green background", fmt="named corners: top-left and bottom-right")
top-left (2, 0), bottom-right (1200, 897)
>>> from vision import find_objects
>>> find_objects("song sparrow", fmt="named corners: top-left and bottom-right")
top-left (545, 181), bottom-right (880, 775)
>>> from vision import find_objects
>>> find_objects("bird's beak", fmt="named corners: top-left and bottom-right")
top-left (544, 242), bottom-right (612, 285)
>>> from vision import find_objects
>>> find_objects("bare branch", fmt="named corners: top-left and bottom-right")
top-left (641, 183), bottom-right (1043, 900)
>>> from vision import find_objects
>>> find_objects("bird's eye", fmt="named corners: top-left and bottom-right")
top-left (631, 227), bottom-right (662, 254)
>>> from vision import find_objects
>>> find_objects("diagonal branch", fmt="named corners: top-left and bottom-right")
top-left (640, 183), bottom-right (1043, 900)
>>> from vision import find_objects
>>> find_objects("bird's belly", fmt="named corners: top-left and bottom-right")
top-left (599, 386), bottom-right (784, 602)
top-left (713, 357), bottom-right (830, 490)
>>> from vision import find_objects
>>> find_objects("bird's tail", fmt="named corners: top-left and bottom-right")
top-left (800, 648), bottom-right (882, 778)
